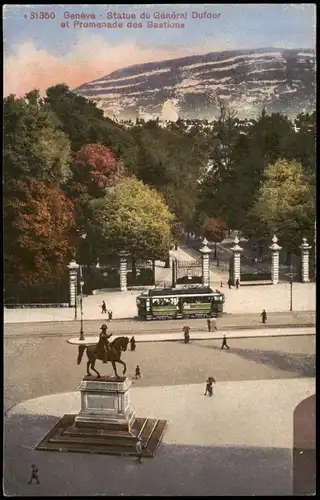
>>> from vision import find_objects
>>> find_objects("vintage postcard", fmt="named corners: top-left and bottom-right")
top-left (4, 3), bottom-right (316, 496)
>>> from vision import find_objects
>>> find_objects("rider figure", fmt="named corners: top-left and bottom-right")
top-left (97, 324), bottom-right (112, 364)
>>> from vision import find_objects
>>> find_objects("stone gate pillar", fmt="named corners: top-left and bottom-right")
top-left (230, 236), bottom-right (243, 285)
top-left (269, 235), bottom-right (282, 284)
top-left (118, 251), bottom-right (129, 292)
top-left (67, 260), bottom-right (79, 307)
top-left (300, 237), bottom-right (311, 283)
top-left (199, 238), bottom-right (212, 287)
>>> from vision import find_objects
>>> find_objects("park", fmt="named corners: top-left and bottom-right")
top-left (3, 6), bottom-right (316, 494)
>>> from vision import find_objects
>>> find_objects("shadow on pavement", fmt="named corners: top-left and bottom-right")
top-left (4, 411), bottom-right (293, 496)
top-left (222, 346), bottom-right (316, 377)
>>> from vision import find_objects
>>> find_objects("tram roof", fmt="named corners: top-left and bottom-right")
top-left (146, 287), bottom-right (220, 297)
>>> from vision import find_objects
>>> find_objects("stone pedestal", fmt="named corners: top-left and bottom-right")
top-left (269, 235), bottom-right (282, 285)
top-left (199, 238), bottom-right (212, 287)
top-left (118, 251), bottom-right (129, 292)
top-left (36, 375), bottom-right (168, 458)
top-left (230, 236), bottom-right (243, 285)
top-left (75, 376), bottom-right (135, 431)
top-left (67, 260), bottom-right (79, 307)
top-left (300, 238), bottom-right (311, 283)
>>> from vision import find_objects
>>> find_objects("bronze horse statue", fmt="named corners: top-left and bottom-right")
top-left (77, 336), bottom-right (129, 378)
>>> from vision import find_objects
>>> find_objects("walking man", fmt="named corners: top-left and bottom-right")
top-left (221, 334), bottom-right (230, 350)
top-left (101, 301), bottom-right (107, 314)
top-left (235, 278), bottom-right (240, 289)
top-left (207, 318), bottom-right (212, 332)
top-left (204, 376), bottom-right (216, 396)
top-left (261, 309), bottom-right (267, 324)
top-left (135, 364), bottom-right (141, 379)
top-left (135, 437), bottom-right (144, 463)
top-left (28, 464), bottom-right (39, 484)
top-left (227, 278), bottom-right (232, 289)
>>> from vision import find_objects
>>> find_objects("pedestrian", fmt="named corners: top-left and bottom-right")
top-left (101, 301), bottom-right (107, 314)
top-left (235, 278), bottom-right (240, 289)
top-left (204, 376), bottom-right (215, 397)
top-left (135, 364), bottom-right (141, 379)
top-left (211, 317), bottom-right (218, 331)
top-left (261, 309), bottom-right (267, 324)
top-left (130, 336), bottom-right (136, 352)
top-left (207, 318), bottom-right (212, 332)
top-left (220, 281), bottom-right (223, 288)
top-left (175, 242), bottom-right (178, 251)
top-left (227, 278), bottom-right (232, 289)
top-left (135, 437), bottom-right (144, 463)
top-left (108, 310), bottom-right (113, 322)
top-left (182, 325), bottom-right (190, 344)
top-left (221, 334), bottom-right (230, 350)
top-left (28, 464), bottom-right (39, 484)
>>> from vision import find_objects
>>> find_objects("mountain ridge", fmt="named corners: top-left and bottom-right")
top-left (74, 47), bottom-right (315, 121)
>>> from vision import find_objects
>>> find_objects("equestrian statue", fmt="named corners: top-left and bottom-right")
top-left (77, 324), bottom-right (129, 378)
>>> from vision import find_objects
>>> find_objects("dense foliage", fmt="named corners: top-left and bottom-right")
top-left (4, 84), bottom-right (316, 288)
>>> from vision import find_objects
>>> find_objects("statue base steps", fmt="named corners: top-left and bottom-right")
top-left (36, 376), bottom-right (167, 457)
top-left (36, 414), bottom-right (167, 457)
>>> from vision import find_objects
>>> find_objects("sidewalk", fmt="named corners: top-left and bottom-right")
top-left (67, 326), bottom-right (315, 345)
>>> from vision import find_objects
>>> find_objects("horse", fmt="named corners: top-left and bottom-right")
top-left (77, 336), bottom-right (129, 379)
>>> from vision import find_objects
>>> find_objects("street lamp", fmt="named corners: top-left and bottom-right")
top-left (79, 265), bottom-right (85, 341)
top-left (285, 260), bottom-right (296, 312)
top-left (79, 232), bottom-right (87, 341)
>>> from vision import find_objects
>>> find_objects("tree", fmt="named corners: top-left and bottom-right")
top-left (86, 177), bottom-right (174, 262)
top-left (4, 93), bottom-right (71, 185)
top-left (4, 180), bottom-right (76, 285)
top-left (250, 159), bottom-right (315, 255)
top-left (45, 84), bottom-right (136, 156)
top-left (203, 218), bottom-right (228, 258)
top-left (69, 143), bottom-right (120, 200)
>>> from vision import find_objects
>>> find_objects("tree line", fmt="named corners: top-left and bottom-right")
top-left (4, 84), bottom-right (316, 286)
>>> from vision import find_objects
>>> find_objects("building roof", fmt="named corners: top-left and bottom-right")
top-left (146, 287), bottom-right (221, 297)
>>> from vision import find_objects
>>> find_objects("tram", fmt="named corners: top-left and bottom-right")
top-left (136, 286), bottom-right (225, 320)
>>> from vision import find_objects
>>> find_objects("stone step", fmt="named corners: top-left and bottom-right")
top-left (36, 415), bottom-right (167, 457)
top-left (147, 420), bottom-right (168, 456)
top-left (138, 418), bottom-right (158, 443)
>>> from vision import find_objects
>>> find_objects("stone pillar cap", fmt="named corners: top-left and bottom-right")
top-left (199, 237), bottom-right (211, 254)
top-left (68, 260), bottom-right (79, 269)
top-left (118, 250), bottom-right (130, 257)
top-left (300, 237), bottom-right (312, 250)
top-left (231, 236), bottom-right (243, 252)
top-left (269, 234), bottom-right (282, 251)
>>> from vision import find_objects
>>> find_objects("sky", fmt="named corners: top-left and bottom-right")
top-left (3, 3), bottom-right (316, 97)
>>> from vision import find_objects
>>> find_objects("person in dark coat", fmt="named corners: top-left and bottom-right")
top-left (130, 336), bottom-right (136, 351)
top-left (183, 325), bottom-right (190, 344)
top-left (228, 278), bottom-right (232, 289)
top-left (135, 364), bottom-right (141, 379)
top-left (221, 334), bottom-right (230, 350)
top-left (101, 301), bottom-right (107, 314)
top-left (204, 376), bottom-right (215, 396)
top-left (207, 318), bottom-right (212, 332)
top-left (108, 310), bottom-right (113, 322)
top-left (28, 464), bottom-right (39, 484)
top-left (235, 278), bottom-right (240, 289)
top-left (261, 309), bottom-right (267, 324)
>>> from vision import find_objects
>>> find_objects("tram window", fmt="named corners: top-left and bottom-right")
top-left (153, 297), bottom-right (176, 306)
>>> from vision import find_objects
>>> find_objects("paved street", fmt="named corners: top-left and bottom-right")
top-left (4, 310), bottom-right (315, 338)
top-left (5, 333), bottom-right (315, 414)
top-left (5, 378), bottom-right (315, 496)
